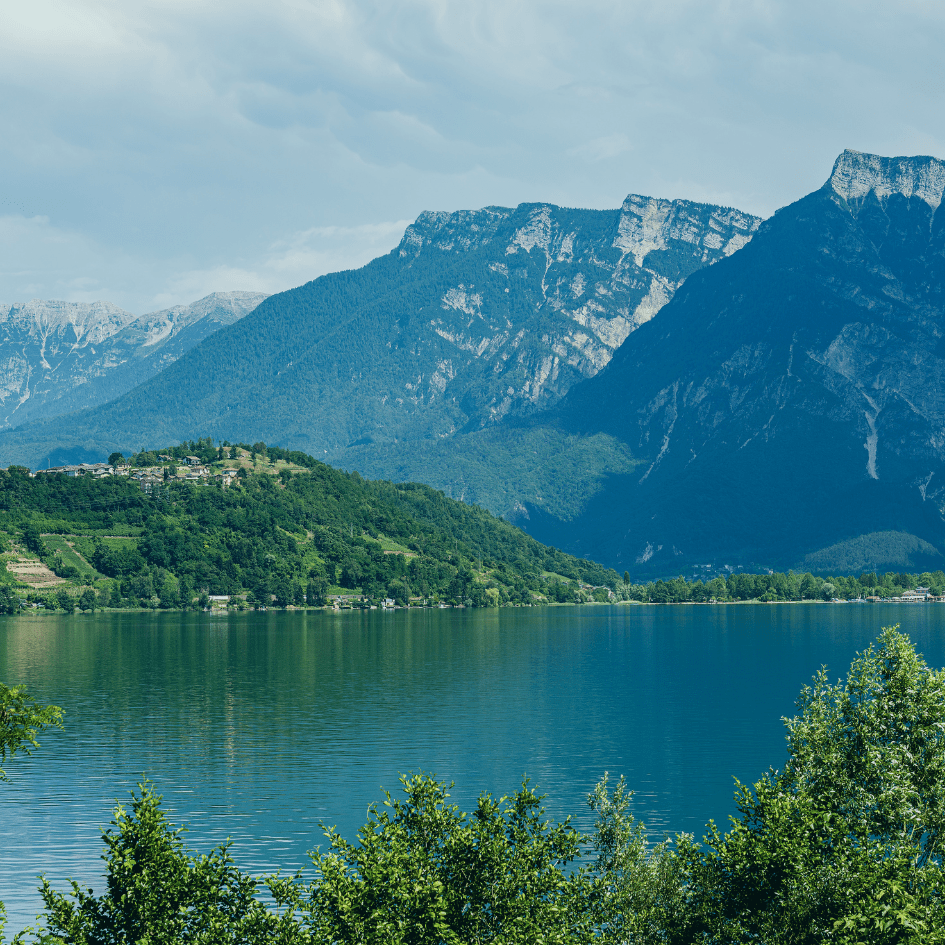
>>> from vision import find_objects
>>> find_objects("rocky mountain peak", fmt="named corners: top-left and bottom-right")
top-left (827, 149), bottom-right (945, 209)
top-left (614, 195), bottom-right (759, 268)
top-left (530, 148), bottom-right (945, 575)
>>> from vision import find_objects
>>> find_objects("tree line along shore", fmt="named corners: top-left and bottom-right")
top-left (621, 569), bottom-right (945, 604)
top-left (3, 568), bottom-right (944, 616)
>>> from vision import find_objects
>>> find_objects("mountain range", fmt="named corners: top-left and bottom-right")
top-left (368, 150), bottom-right (945, 576)
top-left (0, 196), bottom-right (759, 470)
top-left (2, 150), bottom-right (944, 576)
top-left (0, 291), bottom-right (266, 432)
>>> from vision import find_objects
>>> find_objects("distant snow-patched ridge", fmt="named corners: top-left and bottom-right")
top-left (0, 290), bottom-right (268, 428)
top-left (0, 300), bottom-right (138, 347)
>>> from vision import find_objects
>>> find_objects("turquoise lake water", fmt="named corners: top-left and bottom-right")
top-left (2, 603), bottom-right (945, 931)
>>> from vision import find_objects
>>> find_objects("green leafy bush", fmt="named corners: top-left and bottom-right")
top-left (32, 785), bottom-right (301, 945)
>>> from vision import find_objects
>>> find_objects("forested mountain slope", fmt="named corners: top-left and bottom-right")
top-left (507, 150), bottom-right (945, 575)
top-left (0, 197), bottom-right (759, 470)
top-left (0, 292), bottom-right (266, 431)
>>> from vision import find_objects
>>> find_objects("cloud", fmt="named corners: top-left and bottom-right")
top-left (152, 220), bottom-right (413, 309)
top-left (568, 134), bottom-right (633, 164)
top-left (263, 220), bottom-right (413, 276)
top-left (0, 212), bottom-right (410, 314)
top-left (0, 214), bottom-right (147, 306)
top-left (0, 0), bottom-right (943, 311)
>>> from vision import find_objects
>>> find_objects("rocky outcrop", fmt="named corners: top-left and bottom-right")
top-left (391, 197), bottom-right (761, 426)
top-left (828, 149), bottom-right (945, 208)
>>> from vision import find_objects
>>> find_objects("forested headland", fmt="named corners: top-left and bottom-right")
top-left (0, 439), bottom-right (622, 613)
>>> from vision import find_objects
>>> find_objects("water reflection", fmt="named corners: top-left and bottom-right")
top-left (3, 604), bottom-right (944, 932)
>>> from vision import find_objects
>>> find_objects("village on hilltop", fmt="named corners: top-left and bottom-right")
top-left (23, 441), bottom-right (317, 492)
top-left (35, 455), bottom-right (240, 492)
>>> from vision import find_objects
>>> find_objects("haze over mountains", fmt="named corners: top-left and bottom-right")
top-left (3, 150), bottom-right (945, 576)
top-left (0, 292), bottom-right (267, 431)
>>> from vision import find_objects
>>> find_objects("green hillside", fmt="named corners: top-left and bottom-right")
top-left (0, 440), bottom-right (621, 611)
top-left (340, 423), bottom-right (639, 523)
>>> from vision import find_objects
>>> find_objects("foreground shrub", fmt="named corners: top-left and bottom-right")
top-left (270, 774), bottom-right (591, 945)
top-left (29, 785), bottom-right (305, 945)
top-left (679, 625), bottom-right (945, 943)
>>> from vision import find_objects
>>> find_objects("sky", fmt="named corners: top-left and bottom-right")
top-left (1, 0), bottom-right (943, 314)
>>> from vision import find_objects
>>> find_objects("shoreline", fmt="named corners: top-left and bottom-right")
top-left (2, 597), bottom-right (939, 619)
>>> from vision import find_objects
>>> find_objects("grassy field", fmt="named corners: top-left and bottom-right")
top-left (373, 535), bottom-right (416, 555)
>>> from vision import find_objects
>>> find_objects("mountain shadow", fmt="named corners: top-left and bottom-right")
top-left (523, 150), bottom-right (945, 574)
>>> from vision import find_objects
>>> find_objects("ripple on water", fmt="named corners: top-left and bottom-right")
top-left (2, 604), bottom-right (943, 933)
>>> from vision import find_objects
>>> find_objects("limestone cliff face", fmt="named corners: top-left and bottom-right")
top-left (828, 149), bottom-right (945, 207)
top-left (390, 197), bottom-right (760, 428)
top-left (0, 292), bottom-right (267, 428)
top-left (540, 150), bottom-right (945, 573)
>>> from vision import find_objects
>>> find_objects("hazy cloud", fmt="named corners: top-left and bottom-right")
top-left (1, 0), bottom-right (942, 311)
top-left (0, 212), bottom-right (411, 313)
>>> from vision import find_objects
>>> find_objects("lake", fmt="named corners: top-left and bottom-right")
top-left (2, 603), bottom-right (945, 932)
